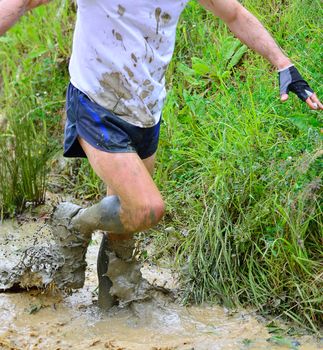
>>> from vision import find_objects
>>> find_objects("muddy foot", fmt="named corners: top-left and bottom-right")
top-left (107, 252), bottom-right (152, 306)
top-left (50, 202), bottom-right (92, 289)
top-left (96, 234), bottom-right (153, 310)
top-left (97, 234), bottom-right (115, 311)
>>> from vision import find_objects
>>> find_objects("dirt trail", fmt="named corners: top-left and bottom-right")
top-left (0, 228), bottom-right (321, 350)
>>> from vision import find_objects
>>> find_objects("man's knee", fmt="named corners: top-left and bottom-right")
top-left (148, 198), bottom-right (165, 226)
top-left (123, 197), bottom-right (165, 233)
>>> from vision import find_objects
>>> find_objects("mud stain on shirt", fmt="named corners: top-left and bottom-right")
top-left (123, 65), bottom-right (139, 85)
top-left (95, 72), bottom-right (156, 127)
top-left (123, 66), bottom-right (134, 79)
top-left (155, 7), bottom-right (162, 35)
top-left (117, 4), bottom-right (125, 16)
top-left (140, 90), bottom-right (150, 99)
top-left (112, 29), bottom-right (126, 50)
top-left (144, 36), bottom-right (155, 63)
top-left (99, 72), bottom-right (132, 102)
top-left (161, 12), bottom-right (171, 24)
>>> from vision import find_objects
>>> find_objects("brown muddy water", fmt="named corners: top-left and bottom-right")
top-left (0, 222), bottom-right (321, 350)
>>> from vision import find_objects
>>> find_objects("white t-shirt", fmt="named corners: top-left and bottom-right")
top-left (69, 0), bottom-right (190, 127)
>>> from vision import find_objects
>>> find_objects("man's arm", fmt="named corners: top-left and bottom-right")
top-left (0, 0), bottom-right (51, 36)
top-left (198, 0), bottom-right (322, 110)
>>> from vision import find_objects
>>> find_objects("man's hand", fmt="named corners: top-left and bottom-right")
top-left (279, 65), bottom-right (323, 110)
top-left (198, 0), bottom-right (322, 111)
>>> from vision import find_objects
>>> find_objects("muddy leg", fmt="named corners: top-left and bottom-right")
top-left (100, 154), bottom-right (156, 306)
top-left (97, 233), bottom-right (136, 309)
top-left (51, 202), bottom-right (92, 289)
top-left (97, 234), bottom-right (115, 310)
top-left (77, 139), bottom-right (164, 236)
top-left (71, 196), bottom-right (124, 234)
top-left (108, 234), bottom-right (136, 260)
top-left (105, 152), bottom-right (156, 261)
top-left (77, 139), bottom-right (159, 308)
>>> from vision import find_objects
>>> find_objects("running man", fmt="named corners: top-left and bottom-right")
top-left (1, 0), bottom-right (322, 309)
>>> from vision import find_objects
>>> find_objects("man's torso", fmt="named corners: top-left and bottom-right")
top-left (69, 0), bottom-right (189, 127)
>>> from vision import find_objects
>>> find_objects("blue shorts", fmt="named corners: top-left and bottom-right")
top-left (63, 83), bottom-right (161, 159)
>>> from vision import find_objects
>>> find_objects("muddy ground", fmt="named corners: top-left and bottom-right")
top-left (0, 221), bottom-right (322, 350)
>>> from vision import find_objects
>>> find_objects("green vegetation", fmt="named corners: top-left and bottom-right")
top-left (0, 2), bottom-right (74, 217)
top-left (0, 0), bottom-right (322, 332)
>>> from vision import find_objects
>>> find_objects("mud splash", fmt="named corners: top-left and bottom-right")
top-left (0, 203), bottom-right (92, 291)
top-left (0, 228), bottom-right (321, 349)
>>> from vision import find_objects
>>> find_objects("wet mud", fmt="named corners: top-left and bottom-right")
top-left (0, 211), bottom-right (90, 291)
top-left (0, 225), bottom-right (321, 349)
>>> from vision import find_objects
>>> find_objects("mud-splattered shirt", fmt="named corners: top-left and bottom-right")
top-left (69, 0), bottom-right (190, 128)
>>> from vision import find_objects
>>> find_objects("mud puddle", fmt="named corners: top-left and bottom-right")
top-left (0, 227), bottom-right (321, 350)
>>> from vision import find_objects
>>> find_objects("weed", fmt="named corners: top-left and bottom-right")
top-left (0, 0), bottom-right (73, 217)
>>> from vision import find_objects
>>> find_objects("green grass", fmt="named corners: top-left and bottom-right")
top-left (155, 0), bottom-right (322, 332)
top-left (0, 1), bottom-right (74, 217)
top-left (0, 0), bottom-right (322, 332)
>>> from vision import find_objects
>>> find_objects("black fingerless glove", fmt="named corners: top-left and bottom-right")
top-left (279, 65), bottom-right (314, 102)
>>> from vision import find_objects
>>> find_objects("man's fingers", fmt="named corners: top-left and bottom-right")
top-left (306, 98), bottom-right (316, 110)
top-left (310, 93), bottom-right (323, 110)
top-left (280, 93), bottom-right (289, 102)
top-left (306, 93), bottom-right (323, 110)
top-left (281, 91), bottom-right (323, 110)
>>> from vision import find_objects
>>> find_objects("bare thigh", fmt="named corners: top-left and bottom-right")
top-left (108, 153), bottom-right (156, 240)
top-left (107, 152), bottom-right (156, 194)
top-left (78, 137), bottom-right (163, 233)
